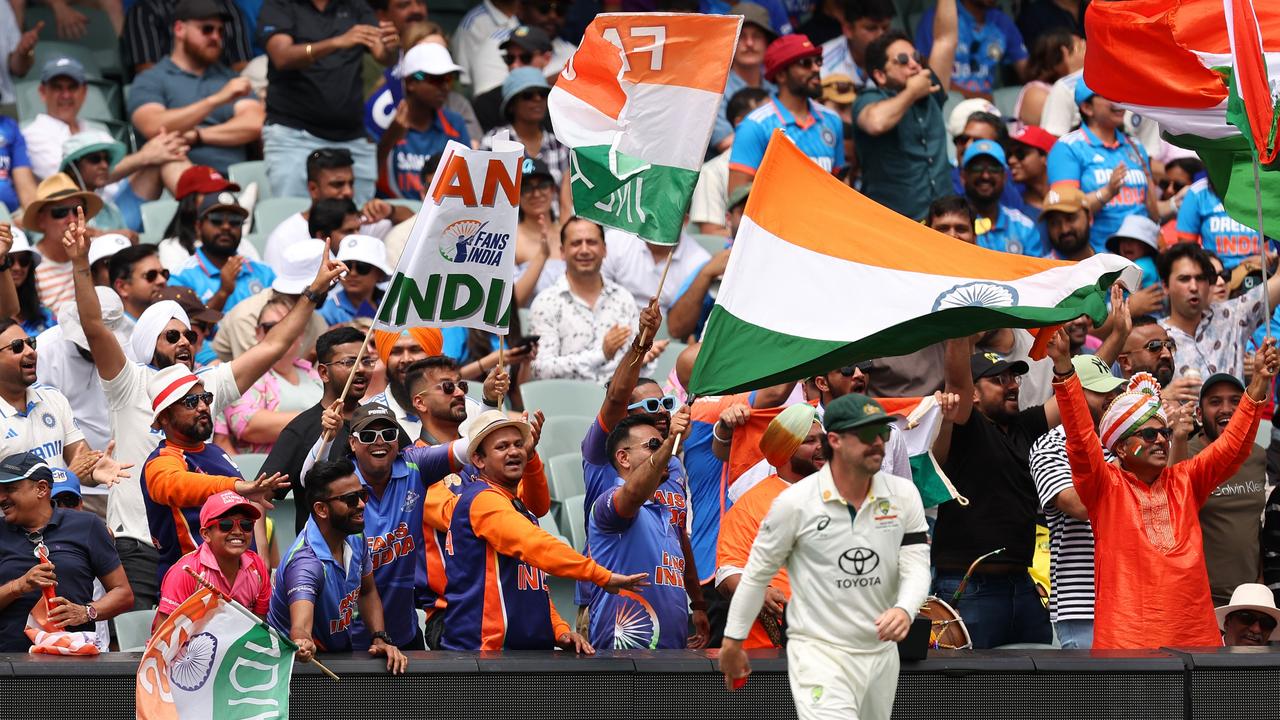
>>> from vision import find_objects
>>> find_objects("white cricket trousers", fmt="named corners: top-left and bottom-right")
top-left (786, 637), bottom-right (900, 720)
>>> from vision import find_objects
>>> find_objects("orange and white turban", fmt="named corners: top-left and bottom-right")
top-left (1099, 373), bottom-right (1167, 450)
top-left (759, 404), bottom-right (818, 467)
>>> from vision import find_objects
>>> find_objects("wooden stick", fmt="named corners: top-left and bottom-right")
top-left (497, 335), bottom-right (506, 407)
top-left (1252, 157), bottom-right (1272, 342)
top-left (632, 248), bottom-right (676, 360)
top-left (336, 321), bottom-right (377, 406)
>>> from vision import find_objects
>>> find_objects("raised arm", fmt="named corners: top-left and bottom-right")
top-left (928, 0), bottom-right (959, 91)
top-left (0, 225), bottom-right (18, 321)
top-left (599, 298), bottom-right (662, 431)
top-left (1051, 373), bottom-right (1112, 511)
top-left (63, 208), bottom-right (128, 381)
top-left (1183, 341), bottom-right (1273, 503)
top-left (613, 407), bottom-right (689, 518)
top-left (932, 336), bottom-right (974, 463)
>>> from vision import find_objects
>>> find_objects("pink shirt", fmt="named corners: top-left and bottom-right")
top-left (157, 542), bottom-right (271, 619)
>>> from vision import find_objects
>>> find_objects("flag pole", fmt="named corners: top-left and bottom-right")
top-left (497, 334), bottom-right (506, 407)
top-left (633, 249), bottom-right (676, 354)
top-left (1252, 157), bottom-right (1272, 341)
top-left (183, 567), bottom-right (340, 681)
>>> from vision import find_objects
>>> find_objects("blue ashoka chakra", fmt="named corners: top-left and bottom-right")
top-left (932, 281), bottom-right (1019, 312)
top-left (170, 632), bottom-right (218, 692)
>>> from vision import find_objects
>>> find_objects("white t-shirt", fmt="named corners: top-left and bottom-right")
top-left (601, 229), bottom-right (712, 313)
top-left (688, 150), bottom-right (730, 228)
top-left (0, 384), bottom-right (85, 467)
top-left (103, 361), bottom-right (240, 543)
top-left (34, 326), bottom-right (112, 495)
top-left (20, 114), bottom-right (109, 181)
top-left (262, 212), bottom-right (391, 269)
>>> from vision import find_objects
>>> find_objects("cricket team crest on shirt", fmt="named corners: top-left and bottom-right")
top-left (872, 497), bottom-right (899, 530)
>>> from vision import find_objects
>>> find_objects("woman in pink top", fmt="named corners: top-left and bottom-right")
top-left (153, 491), bottom-right (271, 629)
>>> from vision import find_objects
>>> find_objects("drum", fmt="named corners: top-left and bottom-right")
top-left (918, 595), bottom-right (972, 650)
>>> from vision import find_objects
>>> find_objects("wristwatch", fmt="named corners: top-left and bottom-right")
top-left (371, 630), bottom-right (393, 645)
top-left (85, 603), bottom-right (98, 622)
top-left (301, 287), bottom-right (327, 305)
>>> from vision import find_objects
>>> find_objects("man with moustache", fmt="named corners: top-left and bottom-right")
top-left (1216, 584), bottom-right (1280, 647)
top-left (729, 34), bottom-right (846, 194)
top-left (141, 366), bottom-right (290, 582)
top-left (1116, 317), bottom-right (1200, 407)
top-left (960, 139), bottom-right (1042, 256)
top-left (171, 192), bottom-right (274, 313)
top-left (1041, 186), bottom-right (1093, 261)
top-left (404, 356), bottom-right (502, 446)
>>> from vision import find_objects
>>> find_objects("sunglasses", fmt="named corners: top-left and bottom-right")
top-left (139, 268), bottom-right (170, 283)
top-left (1132, 427), bottom-right (1172, 443)
top-left (503, 51), bottom-right (533, 66)
top-left (198, 22), bottom-right (224, 36)
top-left (1158, 179), bottom-right (1187, 194)
top-left (325, 356), bottom-right (378, 369)
top-left (326, 488), bottom-right (369, 508)
top-left (408, 71), bottom-right (452, 85)
top-left (533, 1), bottom-right (566, 14)
top-left (890, 51), bottom-right (924, 67)
top-left (162, 329), bottom-right (199, 345)
top-left (852, 424), bottom-right (892, 444)
top-left (1139, 339), bottom-right (1176, 353)
top-left (795, 56), bottom-right (823, 70)
top-left (522, 177), bottom-right (555, 193)
top-left (48, 204), bottom-right (83, 220)
top-left (356, 427), bottom-right (399, 444)
top-left (177, 391), bottom-right (214, 409)
top-left (954, 134), bottom-right (974, 146)
top-left (1215, 269), bottom-right (1232, 283)
top-left (1230, 610), bottom-right (1279, 632)
top-left (80, 151), bottom-right (112, 165)
top-left (836, 362), bottom-right (874, 377)
top-left (4, 337), bottom-right (35, 354)
top-left (624, 437), bottom-right (663, 452)
top-left (628, 395), bottom-right (679, 414)
top-left (514, 89), bottom-right (546, 103)
top-left (213, 517), bottom-right (253, 533)
top-left (347, 260), bottom-right (379, 276)
top-left (419, 379), bottom-right (468, 396)
top-left (9, 253), bottom-right (32, 268)
top-left (204, 211), bottom-right (245, 227)
top-left (257, 321), bottom-right (277, 334)
top-left (967, 163), bottom-right (1005, 176)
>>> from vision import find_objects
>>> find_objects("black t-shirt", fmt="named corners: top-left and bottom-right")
top-left (261, 402), bottom-right (351, 532)
top-left (259, 0), bottom-right (377, 140)
top-left (933, 406), bottom-right (1049, 569)
top-left (0, 509), bottom-right (120, 651)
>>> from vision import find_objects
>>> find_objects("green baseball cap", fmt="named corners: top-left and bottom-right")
top-left (1072, 354), bottom-right (1125, 393)
top-left (823, 393), bottom-right (894, 433)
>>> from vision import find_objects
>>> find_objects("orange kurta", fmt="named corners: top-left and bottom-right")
top-left (718, 475), bottom-right (793, 648)
top-left (1054, 374), bottom-right (1260, 650)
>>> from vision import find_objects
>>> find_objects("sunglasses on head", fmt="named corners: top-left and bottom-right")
top-left (80, 151), bottom-right (112, 165)
top-left (356, 427), bottom-right (399, 445)
top-left (1139, 339), bottom-right (1176, 353)
top-left (1132, 427), bottom-right (1172, 443)
top-left (177, 391), bottom-right (213, 409)
top-left (204, 211), bottom-right (245, 227)
top-left (503, 51), bottom-right (533, 66)
top-left (851, 424), bottom-right (892, 444)
top-left (408, 71), bottom-right (452, 85)
top-left (48, 204), bottom-right (83, 220)
top-left (162, 329), bottom-right (199, 345)
top-left (347, 260), bottom-right (379, 276)
top-left (4, 337), bottom-right (35, 354)
top-left (625, 437), bottom-right (663, 453)
top-left (326, 488), bottom-right (369, 508)
top-left (213, 517), bottom-right (253, 533)
top-left (139, 268), bottom-right (170, 283)
top-left (890, 51), bottom-right (924, 67)
top-left (1230, 610), bottom-right (1279, 632)
top-left (628, 395), bottom-right (679, 414)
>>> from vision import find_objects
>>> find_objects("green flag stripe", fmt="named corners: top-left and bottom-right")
top-left (568, 145), bottom-right (699, 245)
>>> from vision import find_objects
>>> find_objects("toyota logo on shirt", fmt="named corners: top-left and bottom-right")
top-left (839, 548), bottom-right (880, 576)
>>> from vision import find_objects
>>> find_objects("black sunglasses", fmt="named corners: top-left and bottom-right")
top-left (1132, 427), bottom-right (1172, 443)
top-left (48, 204), bottom-right (83, 219)
top-left (177, 391), bottom-right (213, 409)
top-left (1009, 145), bottom-right (1040, 160)
top-left (1158, 179), bottom-right (1187, 194)
top-left (408, 71), bottom-right (452, 84)
top-left (198, 22), bottom-right (224, 36)
top-left (9, 253), bottom-right (32, 268)
top-left (852, 424), bottom-right (892, 444)
top-left (4, 337), bottom-right (36, 354)
top-left (1215, 269), bottom-right (1232, 283)
top-left (795, 56), bottom-right (822, 70)
top-left (326, 488), bottom-right (369, 508)
top-left (356, 427), bottom-right (398, 444)
top-left (1230, 610), bottom-right (1279, 632)
top-left (214, 517), bottom-right (254, 533)
top-left (52, 494), bottom-right (81, 508)
top-left (348, 260), bottom-right (379, 276)
top-left (1139, 339), bottom-right (1176, 353)
top-left (503, 51), bottom-right (532, 66)
top-left (80, 151), bottom-right (112, 165)
top-left (533, 1), bottom-right (566, 14)
top-left (139, 268), bottom-right (170, 282)
top-left (162, 329), bottom-right (199, 345)
top-left (967, 162), bottom-right (1005, 176)
top-left (891, 51), bottom-right (924, 67)
top-left (204, 211), bottom-right (245, 227)
top-left (624, 437), bottom-right (663, 452)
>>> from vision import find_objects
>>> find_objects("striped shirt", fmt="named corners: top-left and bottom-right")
top-left (1029, 426), bottom-right (1104, 622)
top-left (34, 259), bottom-right (73, 318)
top-left (122, 0), bottom-right (253, 75)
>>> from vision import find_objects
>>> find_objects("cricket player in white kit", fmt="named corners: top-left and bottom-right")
top-left (720, 393), bottom-right (932, 719)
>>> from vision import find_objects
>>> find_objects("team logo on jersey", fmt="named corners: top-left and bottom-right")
top-left (41, 413), bottom-right (56, 428)
top-left (820, 126), bottom-right (836, 148)
top-left (985, 42), bottom-right (1003, 62)
top-left (403, 489), bottom-right (420, 512)
top-left (838, 547), bottom-right (880, 576)
top-left (1007, 239), bottom-right (1023, 255)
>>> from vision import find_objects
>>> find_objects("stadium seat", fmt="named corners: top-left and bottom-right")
top-left (254, 197), bottom-right (309, 236)
top-left (993, 85), bottom-right (1023, 120)
top-left (235, 453), bottom-right (268, 481)
top-left (538, 511), bottom-right (569, 545)
top-left (270, 496), bottom-right (297, 555)
top-left (388, 198), bottom-right (422, 214)
top-left (520, 379), bottom-right (605, 418)
top-left (113, 609), bottom-right (156, 651)
top-left (547, 452), bottom-right (587, 503)
top-left (1258, 419), bottom-right (1273, 449)
top-left (538, 415), bottom-right (592, 461)
top-left (693, 233), bottom-right (727, 256)
top-left (25, 7), bottom-right (123, 77)
top-left (652, 340), bottom-right (685, 383)
top-left (228, 160), bottom-right (272, 201)
top-left (558, 493), bottom-right (587, 550)
top-left (16, 78), bottom-right (117, 124)
top-left (0, 203), bottom-right (8, 222)
top-left (31, 41), bottom-right (104, 79)
top-left (243, 233), bottom-right (266, 257)
top-left (139, 199), bottom-right (178, 245)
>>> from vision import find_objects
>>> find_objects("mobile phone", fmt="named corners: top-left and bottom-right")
top-left (519, 335), bottom-right (540, 352)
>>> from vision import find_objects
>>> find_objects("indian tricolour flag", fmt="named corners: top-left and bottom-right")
top-left (548, 13), bottom-right (741, 243)
top-left (1084, 0), bottom-right (1280, 231)
top-left (137, 587), bottom-right (294, 720)
top-left (688, 131), bottom-right (1141, 397)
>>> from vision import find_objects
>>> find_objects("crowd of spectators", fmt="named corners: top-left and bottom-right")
top-left (1, 0), bottom-right (1280, 669)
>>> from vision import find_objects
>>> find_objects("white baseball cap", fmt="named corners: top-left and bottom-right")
top-left (8, 227), bottom-right (39, 266)
top-left (272, 239), bottom-right (326, 295)
top-left (399, 43), bottom-right (463, 78)
top-left (58, 287), bottom-right (130, 351)
top-left (335, 234), bottom-right (392, 277)
top-left (946, 98), bottom-right (1001, 139)
top-left (87, 233), bottom-right (132, 268)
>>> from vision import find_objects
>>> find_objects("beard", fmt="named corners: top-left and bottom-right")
top-left (201, 234), bottom-right (239, 258)
top-left (1050, 230), bottom-right (1089, 257)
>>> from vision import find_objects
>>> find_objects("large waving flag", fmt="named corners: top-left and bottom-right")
top-left (1084, 0), bottom-right (1280, 231)
top-left (137, 586), bottom-right (295, 719)
top-left (688, 133), bottom-right (1140, 396)
top-left (549, 13), bottom-right (741, 243)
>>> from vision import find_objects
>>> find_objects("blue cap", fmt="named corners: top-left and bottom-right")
top-left (40, 57), bottom-right (86, 85)
top-left (1074, 77), bottom-right (1096, 105)
top-left (51, 468), bottom-right (82, 499)
top-left (501, 67), bottom-right (550, 115)
top-left (962, 139), bottom-right (1006, 168)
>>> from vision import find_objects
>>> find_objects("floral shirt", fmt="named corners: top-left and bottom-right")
top-left (216, 359), bottom-right (321, 453)
top-left (1160, 283), bottom-right (1268, 381)
top-left (527, 275), bottom-right (639, 384)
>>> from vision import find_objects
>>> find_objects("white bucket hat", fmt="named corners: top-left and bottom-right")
top-left (1215, 583), bottom-right (1280, 640)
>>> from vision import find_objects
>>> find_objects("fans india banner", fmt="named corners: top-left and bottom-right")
top-left (375, 137), bottom-right (524, 334)
top-left (548, 13), bottom-right (741, 244)
top-left (689, 132), bottom-right (1142, 396)
top-left (1084, 0), bottom-right (1280, 232)
top-left (137, 587), bottom-right (295, 720)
